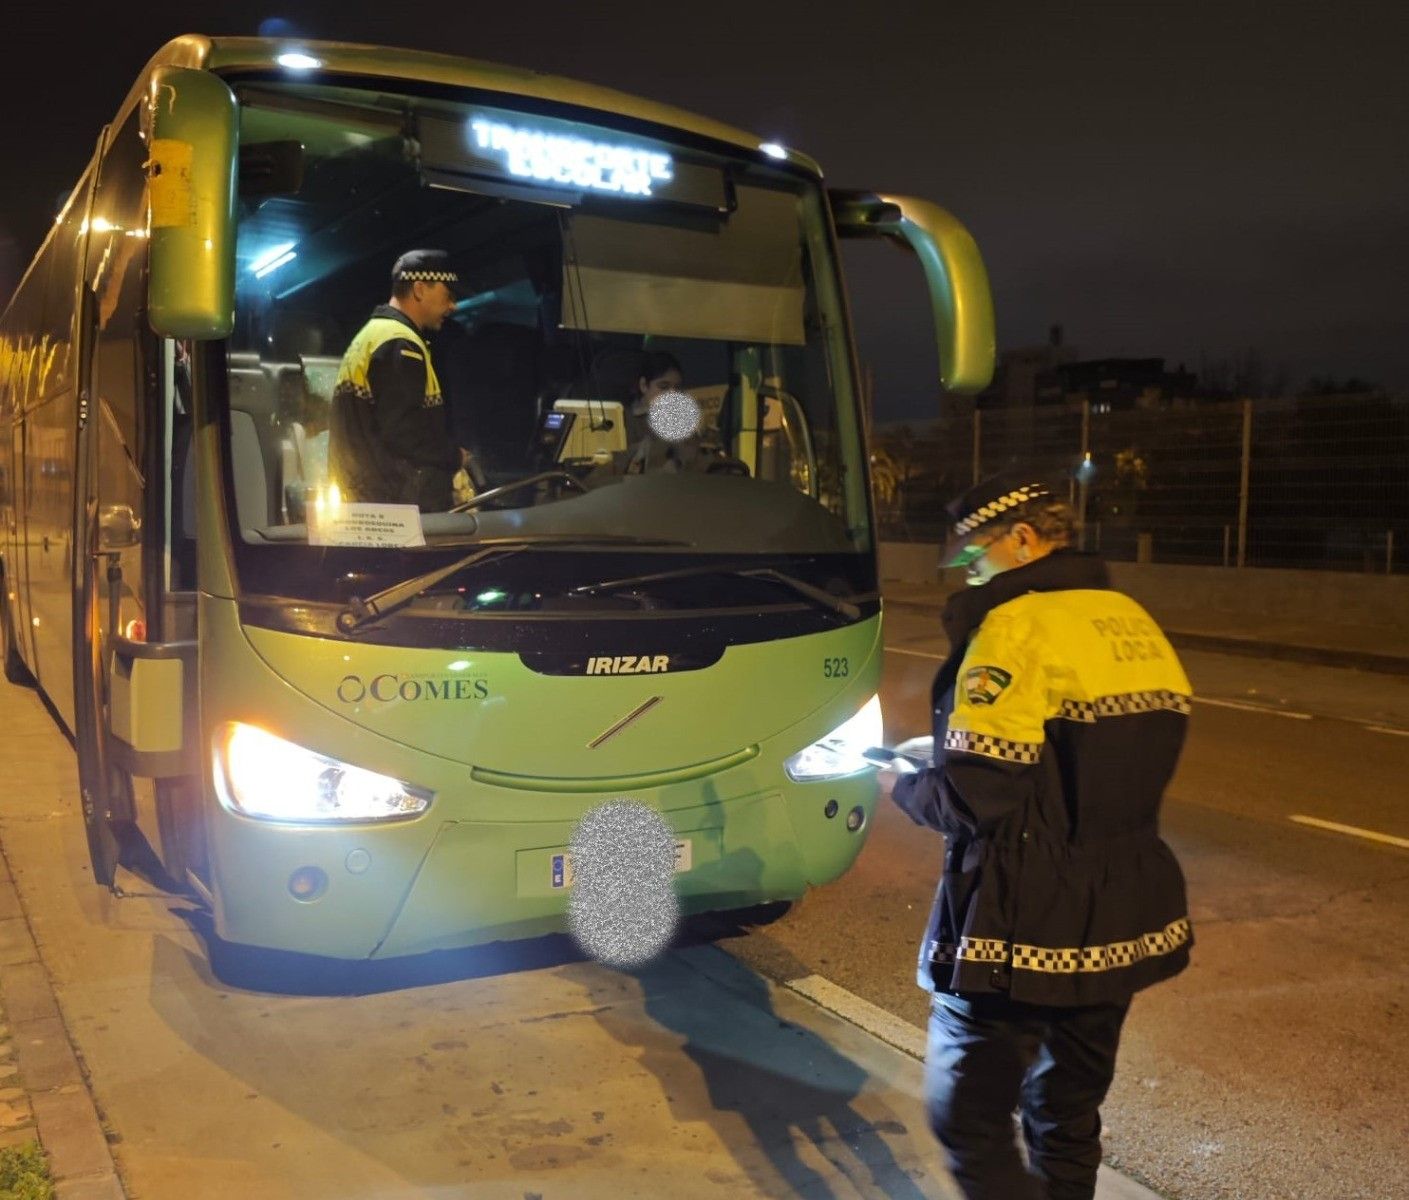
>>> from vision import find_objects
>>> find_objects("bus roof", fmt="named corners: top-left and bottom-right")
top-left (123, 34), bottom-right (824, 178)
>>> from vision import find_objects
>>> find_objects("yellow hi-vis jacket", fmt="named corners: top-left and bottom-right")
top-left (328, 305), bottom-right (460, 510)
top-left (892, 550), bottom-right (1194, 1006)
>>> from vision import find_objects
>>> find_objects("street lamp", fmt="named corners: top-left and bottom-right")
top-left (1077, 453), bottom-right (1094, 551)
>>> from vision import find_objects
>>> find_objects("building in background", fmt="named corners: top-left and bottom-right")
top-left (976, 324), bottom-right (1077, 410)
top-left (1035, 356), bottom-right (1199, 412)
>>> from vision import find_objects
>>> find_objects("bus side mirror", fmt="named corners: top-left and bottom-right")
top-left (145, 67), bottom-right (237, 339)
top-left (830, 191), bottom-right (996, 394)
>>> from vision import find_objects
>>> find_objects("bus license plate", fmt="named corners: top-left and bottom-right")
top-left (551, 839), bottom-right (692, 889)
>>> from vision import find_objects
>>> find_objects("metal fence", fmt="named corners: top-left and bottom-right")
top-left (870, 394), bottom-right (1409, 574)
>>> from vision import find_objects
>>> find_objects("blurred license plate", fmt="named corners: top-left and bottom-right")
top-left (551, 839), bottom-right (692, 889)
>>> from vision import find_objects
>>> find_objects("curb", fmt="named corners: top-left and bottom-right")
top-left (0, 853), bottom-right (125, 1200)
top-left (882, 595), bottom-right (1409, 677)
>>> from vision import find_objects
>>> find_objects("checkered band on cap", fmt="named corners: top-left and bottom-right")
top-left (397, 270), bottom-right (459, 283)
top-left (952, 482), bottom-right (1051, 536)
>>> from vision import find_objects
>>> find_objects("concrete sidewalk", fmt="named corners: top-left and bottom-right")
top-left (0, 852), bottom-right (124, 1199)
top-left (0, 872), bottom-right (1165, 1200)
top-left (882, 576), bottom-right (1409, 675)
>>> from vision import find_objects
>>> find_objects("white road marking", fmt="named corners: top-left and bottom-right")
top-left (784, 974), bottom-right (926, 1061)
top-left (1190, 696), bottom-right (1312, 719)
top-left (1368, 725), bottom-right (1409, 737)
top-left (885, 646), bottom-right (944, 660)
top-left (1289, 815), bottom-right (1409, 850)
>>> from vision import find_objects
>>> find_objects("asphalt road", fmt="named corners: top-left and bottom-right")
top-left (727, 608), bottom-right (1409, 1200)
top-left (1, 609), bottom-right (1406, 1199)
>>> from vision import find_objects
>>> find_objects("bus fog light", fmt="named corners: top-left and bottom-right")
top-left (846, 806), bottom-right (866, 832)
top-left (289, 866), bottom-right (328, 901)
top-left (824, 799), bottom-right (839, 819)
top-left (214, 722), bottom-right (433, 823)
top-left (783, 695), bottom-right (882, 782)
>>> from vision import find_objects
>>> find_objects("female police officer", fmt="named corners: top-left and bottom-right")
top-left (884, 471), bottom-right (1194, 1200)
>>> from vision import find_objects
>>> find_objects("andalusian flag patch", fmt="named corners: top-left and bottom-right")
top-left (963, 665), bottom-right (1013, 705)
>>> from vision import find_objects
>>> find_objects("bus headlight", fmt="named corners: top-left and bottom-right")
top-left (213, 723), bottom-right (432, 823)
top-left (783, 694), bottom-right (883, 782)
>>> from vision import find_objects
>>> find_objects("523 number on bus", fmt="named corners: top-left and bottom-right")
top-left (822, 656), bottom-right (850, 678)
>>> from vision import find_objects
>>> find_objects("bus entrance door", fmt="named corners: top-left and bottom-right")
top-left (3, 419), bottom-right (37, 679)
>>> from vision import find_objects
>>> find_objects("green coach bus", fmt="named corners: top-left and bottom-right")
top-left (0, 35), bottom-right (992, 959)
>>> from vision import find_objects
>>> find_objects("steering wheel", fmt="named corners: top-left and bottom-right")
top-left (449, 470), bottom-right (588, 514)
top-left (705, 457), bottom-right (752, 477)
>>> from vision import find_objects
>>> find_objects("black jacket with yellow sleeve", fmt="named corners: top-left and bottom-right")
top-left (891, 550), bottom-right (1193, 1007)
top-left (328, 306), bottom-right (462, 511)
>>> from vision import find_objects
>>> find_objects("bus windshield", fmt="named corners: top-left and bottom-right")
top-left (216, 80), bottom-right (871, 620)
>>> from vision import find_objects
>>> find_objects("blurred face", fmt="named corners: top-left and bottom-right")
top-left (958, 521), bottom-right (1046, 585)
top-left (637, 368), bottom-right (683, 404)
top-left (413, 280), bottom-right (458, 331)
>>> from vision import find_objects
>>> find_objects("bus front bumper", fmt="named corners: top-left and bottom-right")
top-left (209, 776), bottom-right (876, 960)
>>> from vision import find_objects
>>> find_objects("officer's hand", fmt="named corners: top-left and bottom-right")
top-left (874, 767), bottom-right (899, 798)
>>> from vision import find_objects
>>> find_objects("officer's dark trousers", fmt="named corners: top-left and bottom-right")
top-left (925, 991), bottom-right (1130, 1200)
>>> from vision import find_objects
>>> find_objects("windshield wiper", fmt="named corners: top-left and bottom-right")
top-left (335, 534), bottom-right (692, 634)
top-left (570, 563), bottom-right (868, 621)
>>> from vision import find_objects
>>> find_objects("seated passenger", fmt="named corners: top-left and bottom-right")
top-left (327, 249), bottom-right (474, 511)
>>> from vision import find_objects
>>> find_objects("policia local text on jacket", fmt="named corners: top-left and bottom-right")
top-left (329, 305), bottom-right (461, 511)
top-left (892, 548), bottom-right (1193, 1007)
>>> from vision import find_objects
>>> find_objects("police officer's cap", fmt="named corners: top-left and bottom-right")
top-left (941, 471), bottom-right (1055, 566)
top-left (392, 249), bottom-right (462, 296)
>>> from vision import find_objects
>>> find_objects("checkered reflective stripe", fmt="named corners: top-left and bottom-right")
top-left (944, 728), bottom-right (1042, 764)
top-left (929, 936), bottom-right (1008, 966)
top-left (397, 270), bottom-right (459, 283)
top-left (952, 482), bottom-right (1051, 536)
top-left (931, 918), bottom-right (1191, 975)
top-left (1012, 918), bottom-right (1192, 974)
top-left (1057, 691), bottom-right (1192, 723)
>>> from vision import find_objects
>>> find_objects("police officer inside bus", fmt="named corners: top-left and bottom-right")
top-left (880, 471), bottom-right (1195, 1200)
top-left (328, 249), bottom-right (474, 511)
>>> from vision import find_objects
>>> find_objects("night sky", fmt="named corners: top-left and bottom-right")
top-left (3, 2), bottom-right (1405, 419)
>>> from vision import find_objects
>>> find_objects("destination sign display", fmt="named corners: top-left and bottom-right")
top-left (468, 115), bottom-right (674, 197)
top-left (418, 106), bottom-right (728, 211)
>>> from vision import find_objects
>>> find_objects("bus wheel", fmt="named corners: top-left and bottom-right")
top-left (729, 899), bottom-right (794, 927)
top-left (0, 565), bottom-right (34, 685)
